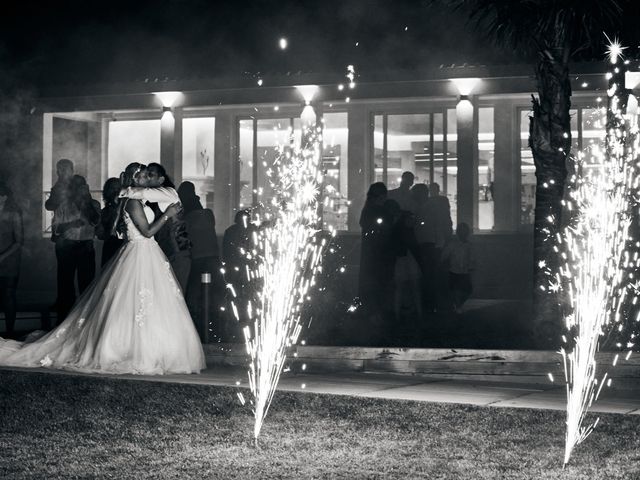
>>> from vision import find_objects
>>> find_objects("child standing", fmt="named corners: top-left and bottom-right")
top-left (441, 223), bottom-right (475, 313)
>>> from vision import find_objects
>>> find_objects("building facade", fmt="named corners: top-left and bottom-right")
top-left (13, 64), bottom-right (610, 305)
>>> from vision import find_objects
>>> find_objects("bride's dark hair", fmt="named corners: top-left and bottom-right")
top-left (112, 162), bottom-right (144, 239)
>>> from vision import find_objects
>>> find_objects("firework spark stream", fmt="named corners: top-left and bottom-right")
top-left (560, 42), bottom-right (639, 466)
top-left (230, 120), bottom-right (326, 440)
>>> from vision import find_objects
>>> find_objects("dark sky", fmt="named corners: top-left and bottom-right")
top-left (0, 0), bottom-right (639, 90)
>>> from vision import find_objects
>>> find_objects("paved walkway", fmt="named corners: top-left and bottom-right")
top-left (3, 365), bottom-right (640, 415)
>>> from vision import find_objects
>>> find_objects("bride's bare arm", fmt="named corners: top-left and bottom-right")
top-left (125, 200), bottom-right (178, 238)
top-left (119, 187), bottom-right (179, 203)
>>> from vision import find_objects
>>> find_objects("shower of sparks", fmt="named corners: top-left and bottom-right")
top-left (232, 123), bottom-right (326, 440)
top-left (560, 41), bottom-right (639, 466)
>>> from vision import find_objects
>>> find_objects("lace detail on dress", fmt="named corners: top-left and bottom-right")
top-left (135, 288), bottom-right (153, 327)
top-left (163, 262), bottom-right (183, 298)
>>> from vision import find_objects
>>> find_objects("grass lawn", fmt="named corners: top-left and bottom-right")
top-left (0, 369), bottom-right (639, 479)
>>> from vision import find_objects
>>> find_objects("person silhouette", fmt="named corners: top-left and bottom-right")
top-left (358, 182), bottom-right (396, 343)
top-left (178, 181), bottom-right (224, 341)
top-left (0, 180), bottom-right (23, 337)
top-left (96, 177), bottom-right (125, 267)
top-left (51, 171), bottom-right (101, 323)
top-left (388, 171), bottom-right (416, 213)
top-left (441, 223), bottom-right (475, 313)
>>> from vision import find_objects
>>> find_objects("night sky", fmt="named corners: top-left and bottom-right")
top-left (0, 0), bottom-right (639, 91)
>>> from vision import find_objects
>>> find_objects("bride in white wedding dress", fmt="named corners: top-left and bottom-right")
top-left (0, 163), bottom-right (206, 375)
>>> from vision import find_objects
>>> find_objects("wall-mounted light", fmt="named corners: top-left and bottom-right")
top-left (295, 84), bottom-right (319, 127)
top-left (295, 84), bottom-right (319, 105)
top-left (450, 77), bottom-right (480, 96)
top-left (153, 91), bottom-right (182, 107)
top-left (152, 90), bottom-right (183, 115)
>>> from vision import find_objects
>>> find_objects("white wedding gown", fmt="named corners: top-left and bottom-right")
top-left (0, 203), bottom-right (206, 375)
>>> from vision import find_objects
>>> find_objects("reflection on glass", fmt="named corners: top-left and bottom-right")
top-left (182, 117), bottom-right (215, 210)
top-left (374, 115), bottom-right (384, 183)
top-left (478, 108), bottom-right (495, 230)
top-left (238, 119), bottom-right (254, 209)
top-left (386, 114), bottom-right (430, 189)
top-left (374, 111), bottom-right (457, 224)
top-left (322, 112), bottom-right (349, 231)
top-left (108, 120), bottom-right (160, 178)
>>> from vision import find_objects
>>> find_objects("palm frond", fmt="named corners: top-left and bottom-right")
top-left (431, 0), bottom-right (626, 61)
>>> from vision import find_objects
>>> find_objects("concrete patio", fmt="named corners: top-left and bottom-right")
top-left (3, 365), bottom-right (640, 415)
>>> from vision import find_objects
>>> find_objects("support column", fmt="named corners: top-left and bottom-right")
top-left (456, 98), bottom-right (478, 228)
top-left (347, 104), bottom-right (370, 231)
top-left (493, 100), bottom-right (519, 231)
top-left (160, 107), bottom-right (182, 184)
top-left (214, 110), bottom-right (235, 231)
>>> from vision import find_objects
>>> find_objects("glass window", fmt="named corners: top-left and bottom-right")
top-left (433, 112), bottom-right (445, 192)
top-left (373, 111), bottom-right (457, 223)
top-left (322, 112), bottom-right (349, 231)
top-left (447, 108), bottom-right (458, 227)
top-left (386, 114), bottom-right (430, 189)
top-left (478, 108), bottom-right (495, 230)
top-left (107, 120), bottom-right (160, 178)
top-left (520, 110), bottom-right (535, 226)
top-left (182, 117), bottom-right (215, 209)
top-left (373, 115), bottom-right (384, 184)
top-left (238, 119), bottom-right (254, 209)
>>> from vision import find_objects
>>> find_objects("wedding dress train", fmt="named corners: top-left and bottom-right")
top-left (0, 203), bottom-right (206, 374)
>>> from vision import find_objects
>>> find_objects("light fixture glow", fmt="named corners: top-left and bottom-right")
top-left (152, 91), bottom-right (183, 108)
top-left (279, 37), bottom-right (288, 50)
top-left (450, 77), bottom-right (481, 96)
top-left (295, 84), bottom-right (319, 105)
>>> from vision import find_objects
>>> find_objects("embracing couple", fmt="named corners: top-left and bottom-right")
top-left (0, 162), bottom-right (205, 375)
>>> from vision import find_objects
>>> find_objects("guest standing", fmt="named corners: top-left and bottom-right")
top-left (146, 163), bottom-right (191, 293)
top-left (358, 183), bottom-right (395, 342)
top-left (178, 181), bottom-right (224, 341)
top-left (96, 177), bottom-right (125, 267)
top-left (0, 181), bottom-right (23, 336)
top-left (441, 223), bottom-right (475, 313)
top-left (222, 209), bottom-right (256, 331)
top-left (387, 171), bottom-right (416, 213)
top-left (52, 174), bottom-right (101, 323)
top-left (414, 182), bottom-right (452, 312)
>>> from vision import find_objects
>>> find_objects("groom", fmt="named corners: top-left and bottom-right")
top-left (118, 166), bottom-right (191, 293)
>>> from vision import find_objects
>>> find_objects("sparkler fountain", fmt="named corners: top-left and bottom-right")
top-left (233, 85), bottom-right (327, 440)
top-left (560, 39), bottom-right (639, 466)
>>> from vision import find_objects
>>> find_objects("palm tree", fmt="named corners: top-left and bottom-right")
top-left (434, 0), bottom-right (625, 339)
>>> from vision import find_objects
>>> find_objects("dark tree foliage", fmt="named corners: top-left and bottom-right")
top-left (433, 0), bottom-right (625, 343)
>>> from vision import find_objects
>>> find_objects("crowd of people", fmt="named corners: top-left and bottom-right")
top-left (0, 157), bottom-right (266, 375)
top-left (358, 171), bottom-right (475, 337)
top-left (0, 162), bottom-right (475, 351)
top-left (0, 158), bottom-right (260, 344)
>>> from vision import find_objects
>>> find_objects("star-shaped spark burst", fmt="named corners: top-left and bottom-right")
top-left (605, 33), bottom-right (627, 64)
